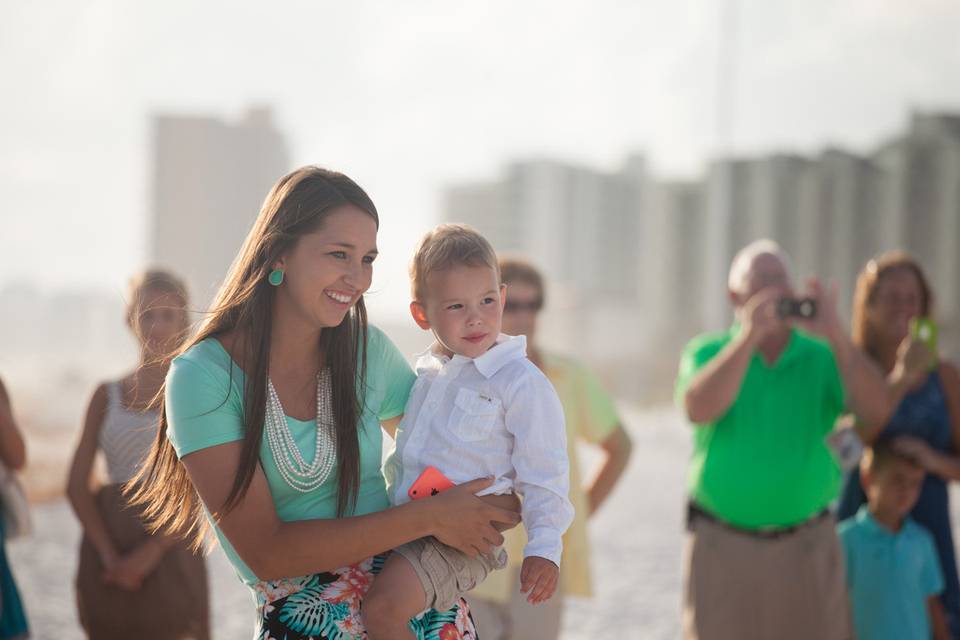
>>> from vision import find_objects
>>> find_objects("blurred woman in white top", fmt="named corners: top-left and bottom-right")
top-left (67, 269), bottom-right (209, 639)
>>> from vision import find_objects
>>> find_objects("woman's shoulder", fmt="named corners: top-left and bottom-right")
top-left (364, 323), bottom-right (391, 351)
top-left (168, 338), bottom-right (238, 395)
top-left (938, 359), bottom-right (960, 385)
top-left (364, 324), bottom-right (410, 367)
top-left (936, 359), bottom-right (960, 404)
top-left (174, 338), bottom-right (233, 372)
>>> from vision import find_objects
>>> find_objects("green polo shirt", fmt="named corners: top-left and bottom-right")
top-left (675, 325), bottom-right (845, 529)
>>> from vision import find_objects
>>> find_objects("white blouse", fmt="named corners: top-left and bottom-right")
top-left (384, 334), bottom-right (573, 565)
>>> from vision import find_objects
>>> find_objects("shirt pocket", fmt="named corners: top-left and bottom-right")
top-left (453, 387), bottom-right (501, 441)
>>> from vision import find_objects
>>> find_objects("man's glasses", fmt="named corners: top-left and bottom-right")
top-left (504, 299), bottom-right (543, 313)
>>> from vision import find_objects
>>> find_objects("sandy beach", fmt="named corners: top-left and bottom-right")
top-left (8, 406), bottom-right (690, 638)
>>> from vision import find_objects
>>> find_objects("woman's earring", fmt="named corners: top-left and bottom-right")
top-left (268, 269), bottom-right (284, 286)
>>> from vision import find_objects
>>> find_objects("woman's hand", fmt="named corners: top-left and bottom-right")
top-left (892, 435), bottom-right (937, 470)
top-left (892, 435), bottom-right (960, 482)
top-left (102, 541), bottom-right (165, 591)
top-left (427, 477), bottom-right (521, 557)
top-left (891, 337), bottom-right (934, 389)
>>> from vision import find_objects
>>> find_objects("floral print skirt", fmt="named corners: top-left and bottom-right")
top-left (254, 553), bottom-right (478, 639)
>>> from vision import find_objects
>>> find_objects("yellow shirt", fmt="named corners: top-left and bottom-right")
top-left (470, 351), bottom-right (620, 601)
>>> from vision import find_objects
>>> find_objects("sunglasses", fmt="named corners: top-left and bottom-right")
top-left (504, 299), bottom-right (543, 313)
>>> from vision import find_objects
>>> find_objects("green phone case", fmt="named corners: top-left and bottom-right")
top-left (910, 317), bottom-right (938, 370)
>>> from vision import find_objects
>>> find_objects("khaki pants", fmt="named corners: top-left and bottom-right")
top-left (467, 567), bottom-right (564, 640)
top-left (683, 511), bottom-right (852, 640)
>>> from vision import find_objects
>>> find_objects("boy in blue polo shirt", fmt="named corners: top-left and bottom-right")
top-left (839, 441), bottom-right (949, 640)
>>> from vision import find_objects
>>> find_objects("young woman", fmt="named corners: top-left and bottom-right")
top-left (0, 377), bottom-right (28, 640)
top-left (131, 166), bottom-right (519, 639)
top-left (68, 270), bottom-right (209, 638)
top-left (838, 252), bottom-right (960, 638)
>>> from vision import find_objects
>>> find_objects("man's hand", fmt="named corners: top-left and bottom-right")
top-left (519, 555), bottom-right (559, 604)
top-left (793, 277), bottom-right (843, 344)
top-left (740, 288), bottom-right (785, 346)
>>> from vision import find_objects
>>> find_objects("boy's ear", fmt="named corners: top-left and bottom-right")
top-left (500, 284), bottom-right (508, 310)
top-left (410, 301), bottom-right (431, 330)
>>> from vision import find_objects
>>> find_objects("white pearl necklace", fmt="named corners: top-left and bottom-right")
top-left (264, 369), bottom-right (337, 492)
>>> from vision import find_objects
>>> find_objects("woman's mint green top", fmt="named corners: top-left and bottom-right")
top-left (165, 325), bottom-right (416, 585)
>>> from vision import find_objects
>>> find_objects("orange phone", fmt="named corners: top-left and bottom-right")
top-left (408, 466), bottom-right (456, 501)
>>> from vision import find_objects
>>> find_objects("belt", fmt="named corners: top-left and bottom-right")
top-left (687, 502), bottom-right (831, 540)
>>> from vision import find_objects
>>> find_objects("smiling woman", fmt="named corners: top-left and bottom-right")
top-left (127, 166), bottom-right (519, 639)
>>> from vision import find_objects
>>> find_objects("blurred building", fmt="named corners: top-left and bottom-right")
top-left (801, 149), bottom-right (882, 320)
top-left (444, 156), bottom-right (647, 306)
top-left (704, 112), bottom-right (960, 336)
top-left (873, 113), bottom-right (960, 328)
top-left (701, 156), bottom-right (814, 328)
top-left (646, 180), bottom-right (706, 345)
top-left (442, 156), bottom-right (650, 397)
top-left (149, 107), bottom-right (289, 308)
top-left (444, 111), bottom-right (960, 402)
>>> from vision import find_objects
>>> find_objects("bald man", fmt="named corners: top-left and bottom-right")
top-left (676, 240), bottom-right (893, 640)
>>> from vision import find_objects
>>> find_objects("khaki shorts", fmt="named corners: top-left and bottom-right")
top-left (683, 509), bottom-right (852, 640)
top-left (394, 536), bottom-right (507, 612)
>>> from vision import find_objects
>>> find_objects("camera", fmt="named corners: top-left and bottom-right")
top-left (777, 297), bottom-right (817, 319)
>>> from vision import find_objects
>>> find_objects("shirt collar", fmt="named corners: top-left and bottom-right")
top-left (855, 504), bottom-right (904, 538)
top-left (414, 334), bottom-right (528, 378)
top-left (729, 321), bottom-right (802, 369)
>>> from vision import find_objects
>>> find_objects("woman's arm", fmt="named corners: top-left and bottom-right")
top-left (182, 441), bottom-right (519, 581)
top-left (895, 362), bottom-right (960, 481)
top-left (67, 384), bottom-right (120, 569)
top-left (864, 337), bottom-right (936, 446)
top-left (0, 378), bottom-right (27, 470)
top-left (940, 362), bottom-right (960, 457)
top-left (585, 425), bottom-right (632, 516)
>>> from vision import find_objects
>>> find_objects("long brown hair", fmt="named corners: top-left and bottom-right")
top-left (851, 250), bottom-right (934, 362)
top-left (129, 166), bottom-right (379, 546)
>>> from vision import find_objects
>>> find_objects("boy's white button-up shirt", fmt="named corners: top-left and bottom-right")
top-left (384, 334), bottom-right (574, 565)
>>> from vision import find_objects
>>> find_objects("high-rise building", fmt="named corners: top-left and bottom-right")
top-left (443, 156), bottom-right (646, 305)
top-left (442, 111), bottom-right (960, 398)
top-left (799, 150), bottom-right (881, 319)
top-left (149, 107), bottom-right (289, 307)
top-left (873, 113), bottom-right (960, 326)
top-left (647, 180), bottom-right (706, 340)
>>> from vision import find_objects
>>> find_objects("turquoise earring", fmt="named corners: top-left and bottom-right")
top-left (268, 269), bottom-right (284, 286)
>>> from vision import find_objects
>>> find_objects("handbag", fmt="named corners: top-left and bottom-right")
top-left (0, 461), bottom-right (31, 539)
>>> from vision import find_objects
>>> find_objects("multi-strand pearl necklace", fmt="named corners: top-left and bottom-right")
top-left (264, 369), bottom-right (337, 492)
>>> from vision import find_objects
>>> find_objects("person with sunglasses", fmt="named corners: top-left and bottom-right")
top-left (466, 257), bottom-right (633, 640)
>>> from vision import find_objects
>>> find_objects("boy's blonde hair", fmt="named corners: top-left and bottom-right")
top-left (410, 224), bottom-right (499, 301)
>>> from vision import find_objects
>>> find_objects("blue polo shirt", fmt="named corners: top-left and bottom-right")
top-left (839, 506), bottom-right (944, 640)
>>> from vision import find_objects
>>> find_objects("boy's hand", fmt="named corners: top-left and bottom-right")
top-left (519, 556), bottom-right (559, 604)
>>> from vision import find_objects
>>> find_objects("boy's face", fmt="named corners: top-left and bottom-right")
top-left (411, 264), bottom-right (506, 359)
top-left (863, 457), bottom-right (925, 521)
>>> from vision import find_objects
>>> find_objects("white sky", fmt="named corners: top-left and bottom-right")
top-left (2, 0), bottom-right (959, 319)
